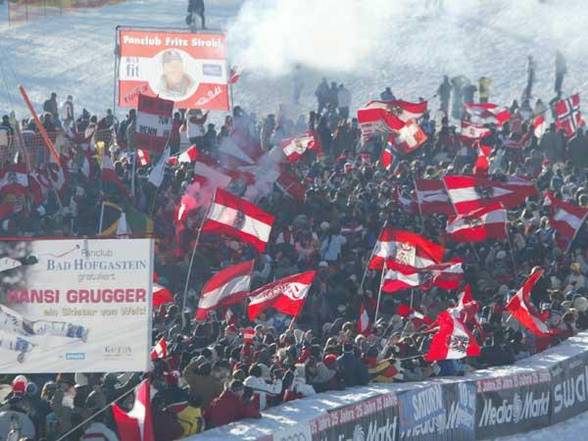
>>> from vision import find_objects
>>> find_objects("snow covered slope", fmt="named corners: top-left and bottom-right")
top-left (498, 410), bottom-right (588, 441)
top-left (2, 0), bottom-right (588, 120)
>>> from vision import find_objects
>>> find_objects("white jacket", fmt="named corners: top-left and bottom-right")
top-left (244, 375), bottom-right (283, 410)
top-left (82, 422), bottom-right (119, 441)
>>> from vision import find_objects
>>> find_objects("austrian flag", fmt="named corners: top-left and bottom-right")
top-left (445, 203), bottom-right (508, 242)
top-left (281, 132), bottom-right (319, 162)
top-left (506, 269), bottom-right (551, 336)
top-left (203, 189), bottom-right (275, 252)
top-left (248, 271), bottom-right (316, 320)
top-left (425, 311), bottom-right (481, 361)
top-left (544, 192), bottom-right (588, 251)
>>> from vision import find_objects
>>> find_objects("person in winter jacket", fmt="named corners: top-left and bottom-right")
top-left (478, 77), bottom-right (491, 103)
top-left (336, 343), bottom-right (369, 387)
top-left (152, 395), bottom-right (183, 441)
top-left (555, 50), bottom-right (567, 95)
top-left (182, 360), bottom-right (223, 408)
top-left (204, 380), bottom-right (261, 428)
top-left (187, 0), bottom-right (205, 30)
top-left (243, 364), bottom-right (282, 411)
top-left (167, 393), bottom-right (205, 437)
top-left (337, 84), bottom-right (351, 120)
top-left (437, 76), bottom-right (451, 114)
top-left (315, 78), bottom-right (329, 115)
top-left (43, 92), bottom-right (59, 123)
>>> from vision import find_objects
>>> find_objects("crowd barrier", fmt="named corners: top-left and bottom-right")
top-left (193, 331), bottom-right (588, 441)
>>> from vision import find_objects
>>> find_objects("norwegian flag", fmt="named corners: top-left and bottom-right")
top-left (150, 338), bottom-right (168, 361)
top-left (382, 260), bottom-right (464, 293)
top-left (445, 203), bottom-right (508, 242)
top-left (415, 179), bottom-right (454, 216)
top-left (464, 102), bottom-right (511, 126)
top-left (195, 260), bottom-right (254, 321)
top-left (554, 94), bottom-right (585, 138)
top-left (203, 189), bottom-right (275, 252)
top-left (0, 164), bottom-right (29, 196)
top-left (368, 228), bottom-right (445, 271)
top-left (506, 269), bottom-right (551, 336)
top-left (100, 155), bottom-right (130, 199)
top-left (248, 271), bottom-right (316, 320)
top-left (380, 138), bottom-right (396, 171)
top-left (443, 175), bottom-right (537, 215)
top-left (533, 115), bottom-right (547, 140)
top-left (152, 283), bottom-right (173, 307)
top-left (425, 311), bottom-right (481, 361)
top-left (281, 132), bottom-right (319, 162)
top-left (460, 121), bottom-right (491, 143)
top-left (473, 144), bottom-right (492, 176)
top-left (168, 145), bottom-right (199, 166)
top-left (390, 120), bottom-right (428, 154)
top-left (544, 192), bottom-right (588, 252)
top-left (357, 101), bottom-right (405, 140)
top-left (357, 303), bottom-right (371, 335)
top-left (112, 379), bottom-right (155, 441)
top-left (137, 149), bottom-right (151, 166)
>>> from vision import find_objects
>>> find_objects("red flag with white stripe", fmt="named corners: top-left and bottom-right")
top-left (464, 102), bottom-right (511, 126)
top-left (544, 192), bottom-right (588, 251)
top-left (100, 155), bottom-right (130, 199)
top-left (506, 269), bottom-right (551, 336)
top-left (460, 121), bottom-right (491, 143)
top-left (415, 179), bottom-right (454, 216)
top-left (382, 260), bottom-right (463, 293)
top-left (168, 145), bottom-right (199, 166)
top-left (390, 119), bottom-right (427, 154)
top-left (134, 95), bottom-right (174, 154)
top-left (473, 144), bottom-right (492, 176)
top-left (152, 283), bottom-right (173, 307)
top-left (0, 164), bottom-right (29, 196)
top-left (368, 228), bottom-right (445, 271)
top-left (532, 115), bottom-right (547, 140)
top-left (248, 271), bottom-right (316, 320)
top-left (357, 101), bottom-right (405, 140)
top-left (195, 260), bottom-right (254, 320)
top-left (150, 338), bottom-right (168, 361)
top-left (445, 203), bottom-right (508, 242)
top-left (112, 379), bottom-right (155, 441)
top-left (281, 132), bottom-right (319, 162)
top-left (203, 189), bottom-right (275, 252)
top-left (425, 311), bottom-right (481, 361)
top-left (388, 99), bottom-right (428, 122)
top-left (357, 303), bottom-right (371, 335)
top-left (443, 175), bottom-right (537, 215)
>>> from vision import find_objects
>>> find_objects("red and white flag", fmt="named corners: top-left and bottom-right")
top-left (415, 179), bottom-right (454, 216)
top-left (443, 175), bottom-right (536, 215)
top-left (229, 65), bottom-right (242, 84)
top-left (382, 260), bottom-right (463, 293)
top-left (380, 138), bottom-right (396, 171)
top-left (248, 271), bottom-right (316, 320)
top-left (473, 144), bottom-right (492, 176)
top-left (168, 145), bottom-right (199, 166)
top-left (460, 121), bottom-right (491, 142)
top-left (390, 119), bottom-right (428, 154)
top-left (464, 102), bottom-right (511, 126)
top-left (100, 155), bottom-right (130, 199)
top-left (533, 115), bottom-right (547, 140)
top-left (357, 101), bottom-right (405, 140)
top-left (445, 203), bottom-right (508, 242)
top-left (544, 192), bottom-right (588, 251)
top-left (554, 94), bottom-right (585, 138)
top-left (276, 169), bottom-right (306, 202)
top-left (388, 99), bottom-right (428, 122)
top-left (368, 228), bottom-right (445, 271)
top-left (425, 311), bottom-right (481, 361)
top-left (506, 269), bottom-right (551, 336)
top-left (0, 164), bottom-right (29, 196)
top-left (357, 303), bottom-right (371, 335)
top-left (113, 379), bottom-right (155, 441)
top-left (134, 95), bottom-right (174, 154)
top-left (150, 338), bottom-right (168, 361)
top-left (147, 147), bottom-right (170, 188)
top-left (281, 132), bottom-right (319, 162)
top-left (203, 189), bottom-right (275, 252)
top-left (195, 260), bottom-right (254, 321)
top-left (152, 283), bottom-right (173, 307)
top-left (193, 159), bottom-right (233, 189)
top-left (449, 284), bottom-right (481, 331)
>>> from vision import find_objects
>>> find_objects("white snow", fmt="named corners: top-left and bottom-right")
top-left (497, 411), bottom-right (588, 441)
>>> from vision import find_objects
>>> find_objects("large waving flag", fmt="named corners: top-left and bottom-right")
top-left (544, 192), bottom-right (588, 252)
top-left (464, 102), bottom-right (511, 126)
top-left (382, 260), bottom-right (463, 293)
top-left (415, 179), bottom-right (454, 216)
top-left (445, 203), bottom-right (508, 242)
top-left (281, 131), bottom-right (320, 162)
top-left (506, 269), bottom-right (551, 336)
top-left (554, 94), bottom-right (585, 138)
top-left (444, 175), bottom-right (536, 215)
top-left (368, 228), bottom-right (445, 271)
top-left (195, 260), bottom-right (254, 320)
top-left (425, 311), bottom-right (481, 361)
top-left (112, 379), bottom-right (155, 441)
top-left (203, 189), bottom-right (275, 252)
top-left (248, 271), bottom-right (316, 320)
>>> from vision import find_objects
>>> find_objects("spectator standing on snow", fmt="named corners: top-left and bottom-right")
top-left (555, 50), bottom-right (567, 95)
top-left (43, 92), bottom-right (59, 125)
top-left (61, 95), bottom-right (74, 130)
top-left (187, 0), bottom-right (206, 31)
top-left (524, 55), bottom-right (536, 100)
top-left (478, 76), bottom-right (491, 103)
top-left (293, 64), bottom-right (304, 105)
top-left (315, 78), bottom-right (329, 115)
top-left (437, 76), bottom-right (451, 114)
top-left (380, 87), bottom-right (396, 101)
top-left (337, 84), bottom-right (351, 120)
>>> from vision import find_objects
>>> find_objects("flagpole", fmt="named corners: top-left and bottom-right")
top-left (505, 225), bottom-right (519, 275)
top-left (359, 223), bottom-right (386, 294)
top-left (180, 198), bottom-right (212, 330)
top-left (131, 148), bottom-right (137, 198)
top-left (374, 267), bottom-right (387, 324)
top-left (97, 200), bottom-right (105, 235)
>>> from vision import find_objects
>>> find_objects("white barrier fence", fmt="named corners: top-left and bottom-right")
top-left (192, 331), bottom-right (588, 441)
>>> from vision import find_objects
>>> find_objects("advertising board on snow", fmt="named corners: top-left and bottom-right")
top-left (0, 238), bottom-right (153, 373)
top-left (550, 351), bottom-right (588, 424)
top-left (116, 27), bottom-right (230, 111)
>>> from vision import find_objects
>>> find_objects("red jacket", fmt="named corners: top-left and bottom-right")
top-left (204, 390), bottom-right (260, 428)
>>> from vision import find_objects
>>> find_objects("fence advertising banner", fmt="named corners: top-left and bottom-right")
top-left (398, 384), bottom-right (448, 441)
top-left (550, 351), bottom-right (588, 424)
top-left (117, 28), bottom-right (229, 111)
top-left (475, 371), bottom-right (551, 439)
top-left (0, 239), bottom-right (153, 373)
top-left (310, 393), bottom-right (399, 441)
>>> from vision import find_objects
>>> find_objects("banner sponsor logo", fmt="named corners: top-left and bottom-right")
top-left (478, 391), bottom-right (549, 427)
top-left (553, 360), bottom-right (588, 417)
top-left (445, 382), bottom-right (476, 432)
top-left (399, 385), bottom-right (446, 439)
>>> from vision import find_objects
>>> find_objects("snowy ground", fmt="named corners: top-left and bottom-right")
top-left (1, 0), bottom-right (588, 122)
top-left (497, 411), bottom-right (588, 441)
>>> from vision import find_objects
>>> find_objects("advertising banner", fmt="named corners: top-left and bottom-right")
top-left (117, 28), bottom-right (229, 110)
top-left (135, 94), bottom-right (174, 153)
top-left (311, 393), bottom-right (399, 441)
top-left (550, 351), bottom-right (588, 424)
top-left (0, 239), bottom-right (153, 373)
top-left (475, 371), bottom-right (551, 439)
top-left (398, 384), bottom-right (447, 441)
top-left (443, 382), bottom-right (477, 441)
